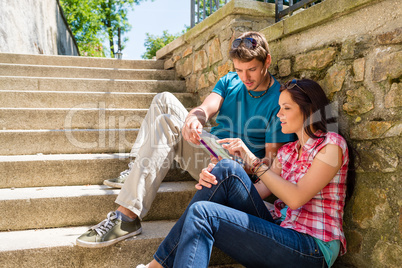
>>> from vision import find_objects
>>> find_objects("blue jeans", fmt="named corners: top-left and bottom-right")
top-left (154, 159), bottom-right (326, 268)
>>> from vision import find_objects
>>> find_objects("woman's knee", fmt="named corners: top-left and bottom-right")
top-left (188, 201), bottom-right (214, 219)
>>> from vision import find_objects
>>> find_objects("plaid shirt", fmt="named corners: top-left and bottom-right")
top-left (274, 131), bottom-right (349, 255)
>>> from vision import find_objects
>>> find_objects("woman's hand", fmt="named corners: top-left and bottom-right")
top-left (218, 138), bottom-right (257, 166)
top-left (195, 162), bottom-right (218, 190)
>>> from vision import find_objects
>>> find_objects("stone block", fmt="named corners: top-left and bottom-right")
top-left (350, 121), bottom-right (392, 140)
top-left (372, 50), bottom-right (402, 82)
top-left (208, 71), bottom-right (217, 86)
top-left (208, 38), bottom-right (223, 66)
top-left (343, 86), bottom-right (374, 115)
top-left (351, 183), bottom-right (389, 229)
top-left (164, 55), bottom-right (181, 70)
top-left (278, 59), bottom-right (291, 77)
top-left (193, 50), bottom-right (209, 73)
top-left (183, 47), bottom-right (193, 58)
top-left (353, 58), bottom-right (365, 81)
top-left (341, 38), bottom-right (356, 59)
top-left (261, 21), bottom-right (284, 43)
top-left (176, 56), bottom-right (193, 78)
top-left (344, 230), bottom-right (363, 254)
top-left (294, 47), bottom-right (337, 71)
top-left (198, 74), bottom-right (209, 90)
top-left (383, 121), bottom-right (402, 138)
top-left (217, 61), bottom-right (234, 79)
top-left (372, 240), bottom-right (402, 268)
top-left (385, 82), bottom-right (402, 108)
top-left (320, 64), bottom-right (347, 97)
top-left (358, 146), bottom-right (398, 173)
top-left (186, 74), bottom-right (197, 93)
top-left (377, 27), bottom-right (402, 45)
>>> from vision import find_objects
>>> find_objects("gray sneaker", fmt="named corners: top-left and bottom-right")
top-left (76, 211), bottom-right (142, 248)
top-left (103, 162), bottom-right (134, 188)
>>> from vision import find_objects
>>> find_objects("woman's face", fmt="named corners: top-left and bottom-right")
top-left (277, 90), bottom-right (305, 134)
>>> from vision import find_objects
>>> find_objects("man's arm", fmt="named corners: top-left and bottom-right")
top-left (182, 92), bottom-right (224, 145)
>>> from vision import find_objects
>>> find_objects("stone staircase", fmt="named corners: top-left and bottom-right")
top-left (0, 53), bottom-right (238, 267)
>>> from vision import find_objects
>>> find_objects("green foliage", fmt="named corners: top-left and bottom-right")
top-left (60, 0), bottom-right (148, 57)
top-left (141, 30), bottom-right (183, 59)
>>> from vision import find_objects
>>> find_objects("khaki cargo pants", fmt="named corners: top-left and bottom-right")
top-left (115, 92), bottom-right (214, 220)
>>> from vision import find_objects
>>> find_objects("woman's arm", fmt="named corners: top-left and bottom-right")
top-left (220, 138), bottom-right (343, 209)
top-left (258, 144), bottom-right (343, 209)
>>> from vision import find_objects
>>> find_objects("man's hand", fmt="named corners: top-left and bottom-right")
top-left (182, 115), bottom-right (203, 145)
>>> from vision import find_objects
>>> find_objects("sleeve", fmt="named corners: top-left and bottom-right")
top-left (315, 132), bottom-right (349, 166)
top-left (211, 74), bottom-right (228, 99)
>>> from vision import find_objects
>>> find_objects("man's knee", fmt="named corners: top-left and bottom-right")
top-left (211, 159), bottom-right (244, 180)
top-left (153, 91), bottom-right (176, 104)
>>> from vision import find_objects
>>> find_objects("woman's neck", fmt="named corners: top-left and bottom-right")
top-left (296, 128), bottom-right (315, 148)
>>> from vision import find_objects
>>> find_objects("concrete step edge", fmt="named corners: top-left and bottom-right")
top-left (0, 181), bottom-right (197, 201)
top-left (0, 220), bottom-right (176, 252)
top-left (0, 76), bottom-right (187, 93)
top-left (0, 63), bottom-right (176, 80)
top-left (0, 62), bottom-right (169, 72)
top-left (0, 52), bottom-right (166, 69)
top-left (0, 90), bottom-right (197, 109)
top-left (0, 75), bottom-right (184, 83)
top-left (0, 153), bottom-right (130, 162)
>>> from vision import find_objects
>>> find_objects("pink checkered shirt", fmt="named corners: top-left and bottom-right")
top-left (274, 131), bottom-right (349, 255)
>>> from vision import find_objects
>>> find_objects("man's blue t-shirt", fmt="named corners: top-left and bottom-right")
top-left (210, 72), bottom-right (296, 159)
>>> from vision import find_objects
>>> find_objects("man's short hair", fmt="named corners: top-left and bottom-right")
top-left (229, 31), bottom-right (270, 64)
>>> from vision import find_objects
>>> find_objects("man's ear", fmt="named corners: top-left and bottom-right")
top-left (265, 54), bottom-right (272, 69)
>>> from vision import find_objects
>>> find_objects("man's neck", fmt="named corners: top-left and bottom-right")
top-left (253, 72), bottom-right (271, 92)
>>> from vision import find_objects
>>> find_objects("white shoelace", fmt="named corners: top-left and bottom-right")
top-left (92, 211), bottom-right (118, 236)
top-left (118, 162), bottom-right (134, 178)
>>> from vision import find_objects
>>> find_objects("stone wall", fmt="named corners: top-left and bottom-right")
top-left (260, 0), bottom-right (401, 266)
top-left (0, 0), bottom-right (79, 55)
top-left (158, 0), bottom-right (401, 267)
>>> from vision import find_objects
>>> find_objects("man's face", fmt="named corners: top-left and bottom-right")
top-left (233, 56), bottom-right (271, 91)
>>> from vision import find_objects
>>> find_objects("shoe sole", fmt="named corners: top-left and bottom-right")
top-left (76, 227), bottom-right (142, 248)
top-left (103, 179), bottom-right (123, 188)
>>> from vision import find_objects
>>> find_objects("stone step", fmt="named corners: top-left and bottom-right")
top-left (0, 221), bottom-right (239, 268)
top-left (0, 108), bottom-right (148, 130)
top-left (1, 106), bottom-right (192, 131)
top-left (0, 63), bottom-right (176, 80)
top-left (0, 76), bottom-right (186, 92)
top-left (0, 182), bottom-right (197, 231)
top-left (0, 128), bottom-right (138, 155)
top-left (0, 153), bottom-right (193, 189)
top-left (0, 90), bottom-right (196, 109)
top-left (0, 52), bottom-right (165, 69)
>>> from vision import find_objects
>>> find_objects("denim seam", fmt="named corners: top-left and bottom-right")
top-left (155, 239), bottom-right (180, 268)
top-left (153, 254), bottom-right (170, 268)
top-left (186, 218), bottom-right (204, 268)
top-left (208, 215), bottom-right (324, 261)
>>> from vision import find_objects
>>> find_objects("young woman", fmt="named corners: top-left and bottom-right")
top-left (138, 79), bottom-right (355, 268)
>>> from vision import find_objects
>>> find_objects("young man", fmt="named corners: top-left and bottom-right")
top-left (76, 31), bottom-right (296, 248)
